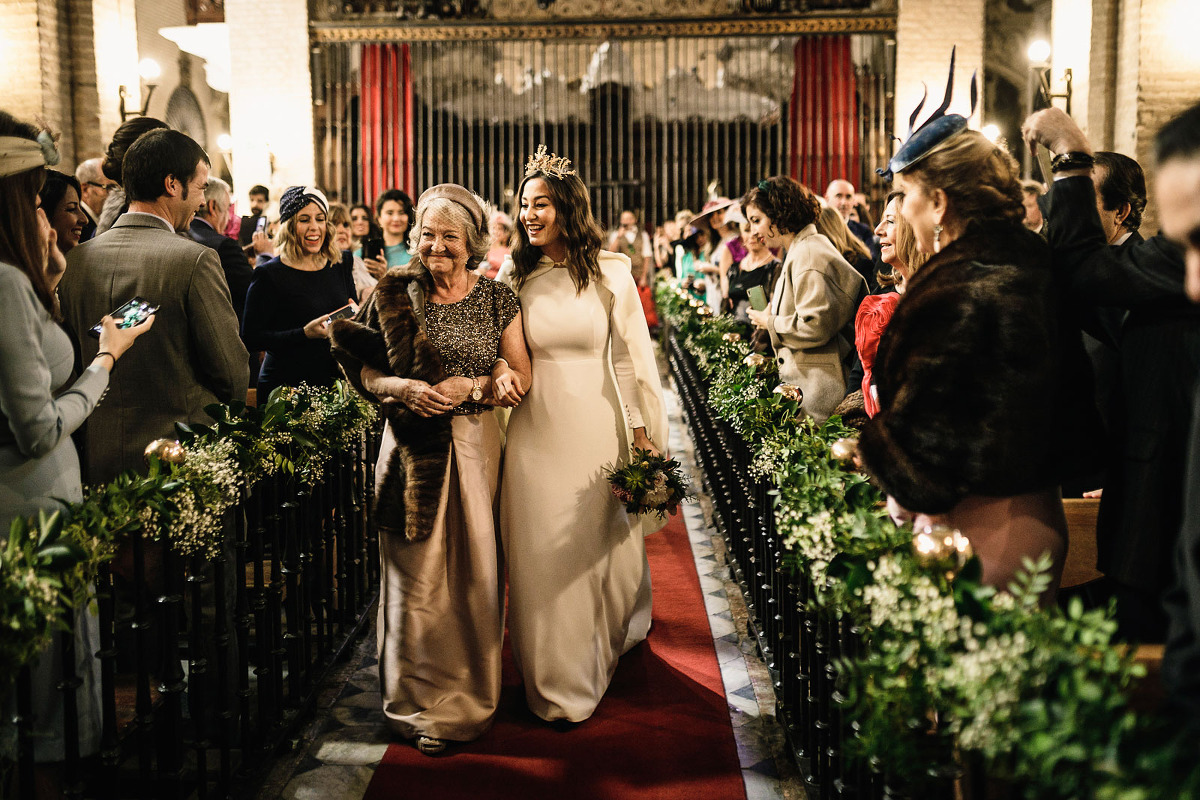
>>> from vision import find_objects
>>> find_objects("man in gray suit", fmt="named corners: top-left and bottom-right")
top-left (60, 128), bottom-right (249, 484)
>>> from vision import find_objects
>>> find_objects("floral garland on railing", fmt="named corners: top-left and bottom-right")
top-left (0, 382), bottom-right (377, 695)
top-left (657, 281), bottom-right (1200, 798)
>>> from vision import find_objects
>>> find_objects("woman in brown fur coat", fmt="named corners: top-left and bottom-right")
top-left (330, 184), bottom-right (530, 756)
top-left (860, 125), bottom-right (1098, 601)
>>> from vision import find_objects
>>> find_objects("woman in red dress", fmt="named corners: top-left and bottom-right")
top-left (855, 192), bottom-right (928, 416)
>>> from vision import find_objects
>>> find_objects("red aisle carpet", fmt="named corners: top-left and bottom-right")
top-left (362, 512), bottom-right (747, 800)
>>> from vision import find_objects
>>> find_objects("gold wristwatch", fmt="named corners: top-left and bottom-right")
top-left (470, 376), bottom-right (483, 402)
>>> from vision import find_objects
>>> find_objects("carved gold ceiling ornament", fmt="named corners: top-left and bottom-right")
top-left (310, 15), bottom-right (898, 43)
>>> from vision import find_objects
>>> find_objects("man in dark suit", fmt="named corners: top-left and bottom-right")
top-left (237, 184), bottom-right (270, 247)
top-left (190, 176), bottom-right (253, 325)
top-left (825, 178), bottom-right (880, 261)
top-left (1067, 152), bottom-right (1145, 487)
top-left (73, 157), bottom-right (112, 243)
top-left (59, 129), bottom-right (249, 485)
top-left (1025, 107), bottom-right (1200, 644)
top-left (1150, 101), bottom-right (1200, 717)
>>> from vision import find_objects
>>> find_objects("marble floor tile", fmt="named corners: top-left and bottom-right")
top-left (734, 726), bottom-right (776, 767)
top-left (704, 593), bottom-right (731, 616)
top-left (280, 764), bottom-right (375, 800)
top-left (713, 637), bottom-right (743, 666)
top-left (744, 766), bottom-right (786, 800)
top-left (311, 725), bottom-right (392, 766)
top-left (707, 615), bottom-right (737, 639)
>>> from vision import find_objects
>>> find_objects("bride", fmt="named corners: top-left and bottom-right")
top-left (497, 147), bottom-right (668, 723)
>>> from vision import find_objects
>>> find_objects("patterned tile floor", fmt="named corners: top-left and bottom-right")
top-left (252, 383), bottom-right (807, 800)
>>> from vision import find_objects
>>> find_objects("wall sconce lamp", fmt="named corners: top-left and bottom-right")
top-left (1027, 40), bottom-right (1072, 115)
top-left (119, 58), bottom-right (162, 122)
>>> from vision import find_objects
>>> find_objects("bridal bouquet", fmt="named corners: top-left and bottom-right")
top-left (606, 448), bottom-right (690, 519)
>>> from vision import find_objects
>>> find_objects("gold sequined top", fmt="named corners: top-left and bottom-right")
top-left (424, 276), bottom-right (521, 415)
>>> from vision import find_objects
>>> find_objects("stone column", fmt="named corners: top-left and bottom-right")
top-left (893, 0), bottom-right (986, 144)
top-left (225, 0), bottom-right (315, 209)
top-left (0, 0), bottom-right (76, 165)
top-left (1096, 0), bottom-right (1199, 231)
top-left (0, 0), bottom-right (138, 169)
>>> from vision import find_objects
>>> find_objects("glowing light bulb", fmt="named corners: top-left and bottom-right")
top-left (217, 133), bottom-right (233, 151)
top-left (1027, 40), bottom-right (1051, 64)
top-left (138, 58), bottom-right (162, 81)
top-left (982, 123), bottom-right (1001, 143)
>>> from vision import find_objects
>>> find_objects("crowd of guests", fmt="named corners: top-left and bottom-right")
top-left (3, 81), bottom-right (1200, 788)
top-left (0, 111), bottom-right (669, 781)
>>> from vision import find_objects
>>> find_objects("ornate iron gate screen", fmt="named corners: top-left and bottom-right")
top-left (313, 27), bottom-right (891, 229)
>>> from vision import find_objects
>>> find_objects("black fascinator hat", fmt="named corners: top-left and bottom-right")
top-left (878, 47), bottom-right (978, 181)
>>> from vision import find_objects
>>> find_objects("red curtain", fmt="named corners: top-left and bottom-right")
top-left (360, 43), bottom-right (414, 203)
top-left (789, 36), bottom-right (860, 194)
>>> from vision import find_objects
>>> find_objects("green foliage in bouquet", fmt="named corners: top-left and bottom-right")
top-left (656, 276), bottom-right (1195, 797)
top-left (606, 448), bottom-right (690, 519)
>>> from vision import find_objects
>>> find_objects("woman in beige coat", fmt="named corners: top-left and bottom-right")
top-left (743, 177), bottom-right (867, 422)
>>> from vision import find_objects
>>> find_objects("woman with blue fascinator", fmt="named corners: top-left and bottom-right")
top-left (856, 49), bottom-right (1099, 601)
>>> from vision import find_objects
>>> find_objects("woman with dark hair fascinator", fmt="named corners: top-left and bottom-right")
top-left (496, 146), bottom-right (668, 724)
top-left (857, 48), bottom-right (1099, 600)
top-left (95, 115), bottom-right (169, 235)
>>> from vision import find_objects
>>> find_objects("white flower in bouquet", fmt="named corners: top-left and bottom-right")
top-left (644, 472), bottom-right (672, 507)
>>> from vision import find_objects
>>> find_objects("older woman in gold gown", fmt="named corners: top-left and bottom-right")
top-left (331, 184), bottom-right (530, 755)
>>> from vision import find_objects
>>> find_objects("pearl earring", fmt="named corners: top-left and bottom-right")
top-left (933, 224), bottom-right (943, 254)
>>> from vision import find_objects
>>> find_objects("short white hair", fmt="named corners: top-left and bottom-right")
top-left (204, 176), bottom-right (231, 207)
top-left (75, 157), bottom-right (104, 184)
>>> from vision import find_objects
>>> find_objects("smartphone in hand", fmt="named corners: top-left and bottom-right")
top-left (361, 237), bottom-right (384, 262)
top-left (89, 297), bottom-right (158, 338)
top-left (325, 301), bottom-right (359, 324)
top-left (747, 285), bottom-right (768, 312)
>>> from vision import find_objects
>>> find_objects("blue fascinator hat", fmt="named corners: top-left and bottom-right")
top-left (878, 47), bottom-right (978, 181)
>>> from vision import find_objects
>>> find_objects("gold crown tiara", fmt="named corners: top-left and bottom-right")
top-left (524, 144), bottom-right (576, 180)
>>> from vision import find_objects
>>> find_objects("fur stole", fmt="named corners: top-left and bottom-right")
top-left (859, 223), bottom-right (1099, 513)
top-left (329, 265), bottom-right (450, 542)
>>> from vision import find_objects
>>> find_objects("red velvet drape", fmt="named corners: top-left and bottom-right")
top-left (789, 36), bottom-right (860, 194)
top-left (360, 43), bottom-right (414, 203)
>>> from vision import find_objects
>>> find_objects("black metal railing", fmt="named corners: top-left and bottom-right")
top-left (666, 331), bottom-right (891, 799)
top-left (9, 427), bottom-right (382, 800)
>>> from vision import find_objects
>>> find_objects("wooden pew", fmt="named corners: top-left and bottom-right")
top-left (1061, 497), bottom-right (1164, 710)
top-left (1061, 498), bottom-right (1103, 589)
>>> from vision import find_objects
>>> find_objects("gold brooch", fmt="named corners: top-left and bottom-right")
top-left (524, 144), bottom-right (576, 180)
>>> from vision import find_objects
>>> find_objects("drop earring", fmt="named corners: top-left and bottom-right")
top-left (933, 224), bottom-right (943, 254)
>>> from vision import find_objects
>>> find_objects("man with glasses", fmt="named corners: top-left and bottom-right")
top-left (74, 158), bottom-right (116, 242)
